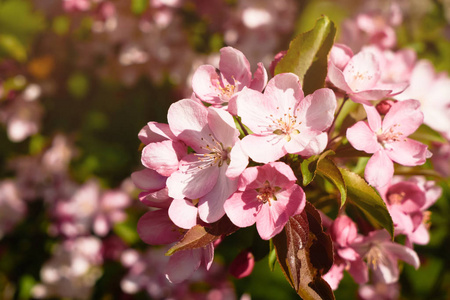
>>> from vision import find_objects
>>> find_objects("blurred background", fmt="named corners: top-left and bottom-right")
top-left (0, 0), bottom-right (449, 299)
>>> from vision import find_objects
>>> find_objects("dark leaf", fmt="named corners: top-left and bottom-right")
top-left (273, 202), bottom-right (335, 300)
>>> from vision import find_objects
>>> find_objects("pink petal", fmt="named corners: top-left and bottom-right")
top-left (137, 210), bottom-right (182, 245)
top-left (343, 51), bottom-right (381, 92)
top-left (224, 190), bottom-right (260, 228)
top-left (207, 107), bottom-right (239, 148)
top-left (167, 99), bottom-right (210, 151)
top-left (226, 140), bottom-right (249, 178)
top-left (131, 169), bottom-right (167, 192)
top-left (364, 105), bottom-right (382, 132)
top-left (365, 150), bottom-right (394, 188)
top-left (138, 187), bottom-right (171, 208)
top-left (236, 88), bottom-right (277, 134)
top-left (297, 88), bottom-right (336, 131)
top-left (386, 139), bottom-right (428, 166)
top-left (348, 259), bottom-right (369, 284)
top-left (168, 199), bottom-right (198, 229)
top-left (240, 134), bottom-right (286, 163)
top-left (295, 132), bottom-right (328, 157)
top-left (328, 62), bottom-right (352, 93)
top-left (165, 249), bottom-right (202, 283)
top-left (409, 223), bottom-right (430, 245)
top-left (383, 99), bottom-right (423, 136)
top-left (329, 44), bottom-right (353, 70)
top-left (198, 166), bottom-right (238, 223)
top-left (192, 65), bottom-right (223, 104)
top-left (229, 250), bottom-right (255, 279)
top-left (264, 73), bottom-right (304, 112)
top-left (346, 122), bottom-right (380, 154)
top-left (141, 140), bottom-right (186, 176)
top-left (249, 62), bottom-right (268, 92)
top-left (166, 154), bottom-right (219, 200)
top-left (383, 242), bottom-right (420, 269)
top-left (219, 47), bottom-right (251, 87)
top-left (349, 89), bottom-right (391, 105)
top-left (283, 129), bottom-right (320, 156)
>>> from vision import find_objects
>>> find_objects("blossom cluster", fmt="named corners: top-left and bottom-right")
top-left (133, 3), bottom-right (450, 297)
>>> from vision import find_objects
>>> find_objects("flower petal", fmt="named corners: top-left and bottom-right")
top-left (386, 139), bottom-right (428, 166)
top-left (365, 150), bottom-right (394, 188)
top-left (240, 134), bottom-right (286, 163)
top-left (165, 249), bottom-right (202, 283)
top-left (224, 190), bottom-right (260, 228)
top-left (168, 199), bottom-right (198, 230)
top-left (346, 121), bottom-right (380, 154)
top-left (137, 210), bottom-right (181, 245)
top-left (383, 99), bottom-right (423, 136)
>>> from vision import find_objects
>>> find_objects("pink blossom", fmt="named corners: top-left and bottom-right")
top-left (224, 162), bottom-right (305, 240)
top-left (328, 46), bottom-right (407, 105)
top-left (54, 179), bottom-right (130, 237)
top-left (346, 100), bottom-right (430, 187)
top-left (165, 98), bottom-right (248, 223)
top-left (192, 46), bottom-right (267, 114)
top-left (32, 237), bottom-right (103, 300)
top-left (395, 60), bottom-right (450, 134)
top-left (351, 230), bottom-right (420, 284)
top-left (236, 73), bottom-right (336, 163)
top-left (378, 176), bottom-right (441, 246)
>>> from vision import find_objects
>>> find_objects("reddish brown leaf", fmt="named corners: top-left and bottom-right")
top-left (166, 216), bottom-right (238, 256)
top-left (273, 202), bottom-right (335, 300)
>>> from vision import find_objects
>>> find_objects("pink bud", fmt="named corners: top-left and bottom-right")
top-left (376, 99), bottom-right (397, 115)
top-left (229, 250), bottom-right (255, 279)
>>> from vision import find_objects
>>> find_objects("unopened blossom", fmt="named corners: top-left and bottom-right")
top-left (351, 230), bottom-right (420, 284)
top-left (192, 46), bottom-right (267, 113)
top-left (224, 162), bottom-right (305, 240)
top-left (236, 73), bottom-right (336, 163)
top-left (229, 249), bottom-right (255, 279)
top-left (165, 98), bottom-right (248, 223)
top-left (327, 45), bottom-right (407, 105)
top-left (347, 100), bottom-right (430, 187)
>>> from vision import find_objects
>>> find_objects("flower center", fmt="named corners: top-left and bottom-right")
top-left (266, 107), bottom-right (301, 142)
top-left (194, 134), bottom-right (229, 168)
top-left (365, 244), bottom-right (386, 270)
top-left (387, 191), bottom-right (405, 205)
top-left (256, 181), bottom-right (280, 206)
top-left (376, 124), bottom-right (405, 149)
top-left (214, 76), bottom-right (240, 102)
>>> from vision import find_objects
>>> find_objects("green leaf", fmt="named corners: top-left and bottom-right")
top-left (340, 168), bottom-right (394, 237)
top-left (300, 150), bottom-right (335, 186)
top-left (274, 16), bottom-right (336, 95)
top-left (131, 0), bottom-right (148, 15)
top-left (166, 216), bottom-right (238, 256)
top-left (409, 124), bottom-right (448, 144)
top-left (272, 203), bottom-right (335, 300)
top-left (316, 158), bottom-right (347, 208)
